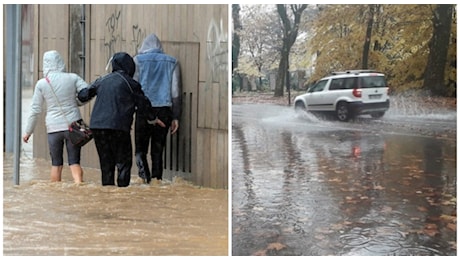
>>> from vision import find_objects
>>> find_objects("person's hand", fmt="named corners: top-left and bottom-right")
top-left (23, 133), bottom-right (31, 143)
top-left (170, 120), bottom-right (179, 135)
top-left (147, 118), bottom-right (166, 128)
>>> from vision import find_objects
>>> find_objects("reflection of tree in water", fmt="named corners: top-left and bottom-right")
top-left (281, 131), bottom-right (305, 179)
top-left (232, 124), bottom-right (252, 173)
top-left (232, 123), bottom-right (261, 255)
top-left (279, 131), bottom-right (308, 245)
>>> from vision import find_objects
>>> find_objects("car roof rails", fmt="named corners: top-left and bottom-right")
top-left (331, 69), bottom-right (378, 75)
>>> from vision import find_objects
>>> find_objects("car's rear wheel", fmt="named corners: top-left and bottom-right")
top-left (336, 102), bottom-right (351, 122)
top-left (371, 112), bottom-right (385, 118)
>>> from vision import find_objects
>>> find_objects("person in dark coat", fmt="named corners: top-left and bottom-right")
top-left (78, 52), bottom-right (162, 187)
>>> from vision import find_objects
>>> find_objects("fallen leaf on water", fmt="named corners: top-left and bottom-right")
top-left (426, 216), bottom-right (441, 222)
top-left (373, 185), bottom-right (385, 190)
top-left (446, 223), bottom-right (456, 231)
top-left (424, 228), bottom-right (439, 237)
top-left (440, 214), bottom-right (456, 223)
top-left (441, 198), bottom-right (456, 206)
top-left (314, 234), bottom-right (326, 240)
top-left (427, 199), bottom-right (440, 206)
top-left (417, 206), bottom-right (428, 212)
top-left (401, 180), bottom-right (411, 186)
top-left (266, 242), bottom-right (287, 251)
top-left (381, 206), bottom-right (393, 213)
top-left (425, 223), bottom-right (438, 230)
top-left (423, 223), bottom-right (439, 237)
top-left (252, 250), bottom-right (267, 256)
top-left (330, 223), bottom-right (345, 231)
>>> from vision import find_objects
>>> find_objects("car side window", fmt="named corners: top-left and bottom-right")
top-left (344, 77), bottom-right (357, 89)
top-left (330, 78), bottom-right (345, 90)
top-left (308, 80), bottom-right (328, 93)
top-left (361, 76), bottom-right (387, 88)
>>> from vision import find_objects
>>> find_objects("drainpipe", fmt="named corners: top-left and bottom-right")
top-left (80, 4), bottom-right (86, 78)
top-left (6, 5), bottom-right (22, 185)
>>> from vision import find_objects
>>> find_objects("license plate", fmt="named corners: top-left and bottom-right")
top-left (369, 94), bottom-right (382, 99)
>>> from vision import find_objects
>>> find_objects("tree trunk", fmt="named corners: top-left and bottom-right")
top-left (274, 4), bottom-right (307, 98)
top-left (275, 50), bottom-right (288, 97)
top-left (286, 56), bottom-right (291, 105)
top-left (423, 4), bottom-right (453, 96)
top-left (232, 4), bottom-right (242, 72)
top-left (362, 5), bottom-right (375, 69)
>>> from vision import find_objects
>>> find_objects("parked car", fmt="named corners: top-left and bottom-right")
top-left (294, 70), bottom-right (390, 121)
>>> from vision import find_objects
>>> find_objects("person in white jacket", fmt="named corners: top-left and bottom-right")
top-left (23, 50), bottom-right (88, 183)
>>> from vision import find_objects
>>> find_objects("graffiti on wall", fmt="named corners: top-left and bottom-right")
top-left (104, 9), bottom-right (121, 62)
top-left (132, 24), bottom-right (146, 55)
top-left (103, 9), bottom-right (147, 67)
top-left (206, 18), bottom-right (228, 86)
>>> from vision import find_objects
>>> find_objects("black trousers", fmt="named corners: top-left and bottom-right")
top-left (135, 107), bottom-right (172, 183)
top-left (92, 129), bottom-right (132, 187)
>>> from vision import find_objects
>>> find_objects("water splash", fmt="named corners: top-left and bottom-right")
top-left (387, 95), bottom-right (456, 120)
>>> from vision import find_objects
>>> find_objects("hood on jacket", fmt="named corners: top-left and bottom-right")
top-left (138, 34), bottom-right (163, 54)
top-left (43, 50), bottom-right (66, 76)
top-left (111, 52), bottom-right (135, 77)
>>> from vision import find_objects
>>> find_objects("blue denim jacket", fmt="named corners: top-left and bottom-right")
top-left (134, 34), bottom-right (182, 120)
top-left (136, 50), bottom-right (177, 107)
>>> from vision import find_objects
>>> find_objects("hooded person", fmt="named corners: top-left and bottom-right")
top-left (78, 52), bottom-right (160, 187)
top-left (23, 50), bottom-right (88, 183)
top-left (133, 33), bottom-right (182, 184)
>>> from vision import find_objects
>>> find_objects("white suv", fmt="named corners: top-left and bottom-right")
top-left (294, 70), bottom-right (390, 121)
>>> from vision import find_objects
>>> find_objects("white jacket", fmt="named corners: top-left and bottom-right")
top-left (25, 50), bottom-right (88, 134)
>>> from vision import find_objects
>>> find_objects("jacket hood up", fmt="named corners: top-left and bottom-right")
top-left (43, 50), bottom-right (66, 76)
top-left (138, 34), bottom-right (163, 54)
top-left (111, 52), bottom-right (135, 77)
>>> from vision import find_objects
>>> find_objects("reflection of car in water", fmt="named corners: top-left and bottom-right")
top-left (314, 130), bottom-right (387, 174)
top-left (294, 70), bottom-right (390, 122)
top-left (352, 135), bottom-right (386, 176)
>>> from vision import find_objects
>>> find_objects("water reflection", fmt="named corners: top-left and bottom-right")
top-left (232, 111), bottom-right (456, 256)
top-left (3, 153), bottom-right (228, 256)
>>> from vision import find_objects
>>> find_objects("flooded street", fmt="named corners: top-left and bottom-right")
top-left (232, 102), bottom-right (456, 256)
top-left (3, 153), bottom-right (228, 256)
top-left (3, 87), bottom-right (228, 256)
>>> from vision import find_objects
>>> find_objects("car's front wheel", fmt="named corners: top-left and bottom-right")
top-left (294, 101), bottom-right (306, 112)
top-left (336, 102), bottom-right (351, 122)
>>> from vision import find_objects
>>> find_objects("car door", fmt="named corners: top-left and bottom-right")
top-left (327, 77), bottom-right (353, 111)
top-left (305, 79), bottom-right (329, 111)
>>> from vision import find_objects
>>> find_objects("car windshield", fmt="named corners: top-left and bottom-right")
top-left (360, 76), bottom-right (387, 88)
top-left (308, 80), bottom-right (328, 93)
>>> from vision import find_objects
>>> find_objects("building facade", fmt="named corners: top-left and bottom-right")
top-left (13, 4), bottom-right (228, 188)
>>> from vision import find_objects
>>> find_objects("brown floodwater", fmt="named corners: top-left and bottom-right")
top-left (3, 152), bottom-right (228, 256)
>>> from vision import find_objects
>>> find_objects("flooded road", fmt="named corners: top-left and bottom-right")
top-left (232, 103), bottom-right (456, 256)
top-left (3, 87), bottom-right (227, 256)
top-left (3, 153), bottom-right (228, 256)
